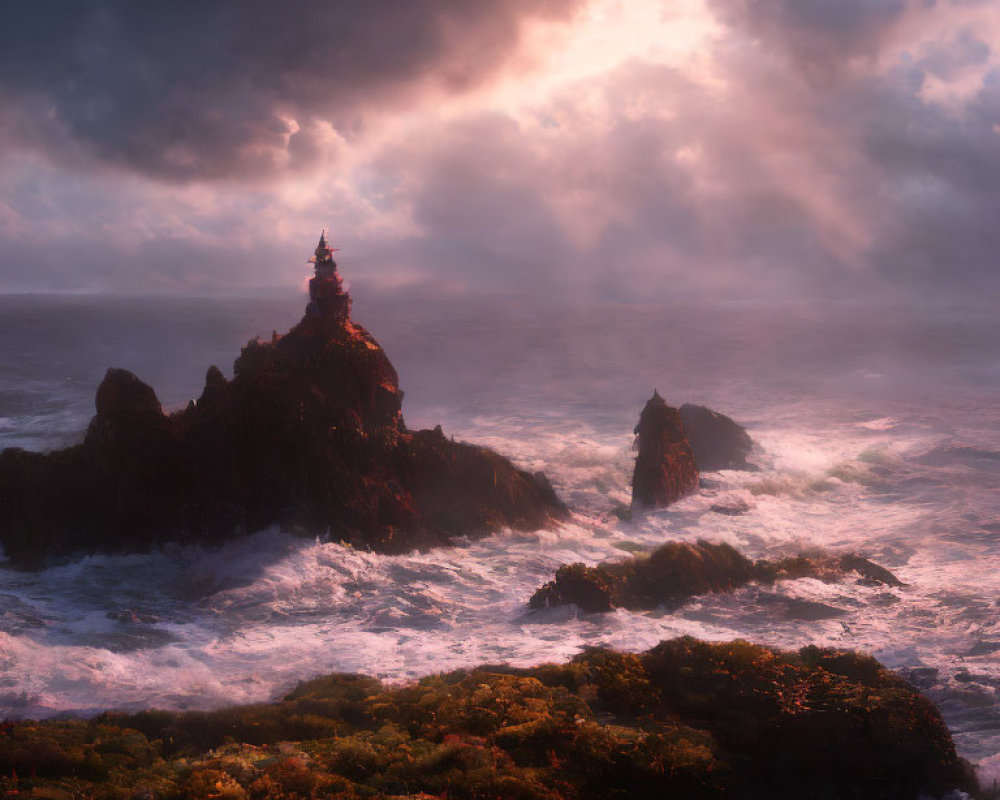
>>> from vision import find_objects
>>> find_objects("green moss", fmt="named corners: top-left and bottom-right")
top-left (0, 638), bottom-right (975, 800)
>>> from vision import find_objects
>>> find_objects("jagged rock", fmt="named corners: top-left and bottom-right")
top-left (0, 639), bottom-right (976, 800)
top-left (0, 243), bottom-right (566, 567)
top-left (94, 367), bottom-right (164, 420)
top-left (530, 540), bottom-right (903, 612)
top-left (530, 562), bottom-right (616, 613)
top-left (710, 500), bottom-right (753, 515)
top-left (631, 391), bottom-right (699, 509)
top-left (763, 551), bottom-right (906, 588)
top-left (680, 403), bottom-right (757, 471)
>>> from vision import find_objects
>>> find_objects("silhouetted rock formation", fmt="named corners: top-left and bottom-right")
top-left (529, 540), bottom-right (902, 612)
top-left (0, 638), bottom-right (975, 800)
top-left (680, 403), bottom-right (757, 471)
top-left (630, 391), bottom-right (699, 509)
top-left (0, 238), bottom-right (566, 568)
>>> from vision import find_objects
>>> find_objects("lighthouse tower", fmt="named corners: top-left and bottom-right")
top-left (306, 231), bottom-right (352, 322)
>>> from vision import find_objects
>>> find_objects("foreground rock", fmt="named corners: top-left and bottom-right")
top-left (631, 391), bottom-right (699, 509)
top-left (530, 540), bottom-right (903, 613)
top-left (0, 638), bottom-right (974, 799)
top-left (680, 403), bottom-right (757, 471)
top-left (0, 236), bottom-right (565, 567)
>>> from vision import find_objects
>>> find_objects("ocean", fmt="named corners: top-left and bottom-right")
top-left (0, 288), bottom-right (998, 783)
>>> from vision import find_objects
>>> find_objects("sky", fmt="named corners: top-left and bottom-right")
top-left (1, 0), bottom-right (999, 303)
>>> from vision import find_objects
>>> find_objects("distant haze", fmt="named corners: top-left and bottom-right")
top-left (1, 0), bottom-right (998, 303)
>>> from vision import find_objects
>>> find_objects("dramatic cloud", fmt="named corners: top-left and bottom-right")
top-left (369, 0), bottom-right (1000, 301)
top-left (704, 0), bottom-right (1000, 296)
top-left (0, 0), bottom-right (582, 180)
top-left (708, 0), bottom-right (909, 75)
top-left (368, 63), bottom-right (865, 301)
top-left (0, 0), bottom-right (998, 302)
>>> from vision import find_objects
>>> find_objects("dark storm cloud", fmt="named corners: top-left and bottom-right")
top-left (2, 0), bottom-right (998, 303)
top-left (694, 0), bottom-right (1000, 296)
top-left (0, 0), bottom-right (582, 181)
top-left (363, 3), bottom-right (1000, 302)
top-left (708, 0), bottom-right (910, 76)
top-left (860, 62), bottom-right (1000, 294)
top-left (916, 27), bottom-right (991, 79)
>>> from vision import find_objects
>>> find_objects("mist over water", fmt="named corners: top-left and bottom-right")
top-left (0, 290), bottom-right (999, 779)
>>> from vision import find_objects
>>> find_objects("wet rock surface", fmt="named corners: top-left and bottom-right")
top-left (710, 500), bottom-right (753, 515)
top-left (530, 540), bottom-right (903, 613)
top-left (630, 391), bottom-right (699, 510)
top-left (680, 403), bottom-right (757, 471)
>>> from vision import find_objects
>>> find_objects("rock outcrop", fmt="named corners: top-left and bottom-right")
top-left (529, 540), bottom-right (903, 612)
top-left (0, 248), bottom-right (566, 568)
top-left (631, 391), bottom-right (699, 509)
top-left (680, 403), bottom-right (757, 471)
top-left (0, 639), bottom-right (975, 799)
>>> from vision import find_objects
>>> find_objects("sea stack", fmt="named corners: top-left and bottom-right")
top-left (631, 390), bottom-right (699, 509)
top-left (0, 234), bottom-right (566, 567)
top-left (679, 403), bottom-right (757, 471)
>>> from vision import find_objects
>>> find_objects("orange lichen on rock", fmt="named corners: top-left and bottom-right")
top-left (0, 639), bottom-right (976, 799)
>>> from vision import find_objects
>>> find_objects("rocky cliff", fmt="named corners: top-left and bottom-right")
top-left (0, 280), bottom-right (565, 567)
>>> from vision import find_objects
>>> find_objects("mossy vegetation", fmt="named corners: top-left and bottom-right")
top-left (530, 540), bottom-right (903, 612)
top-left (0, 638), bottom-right (974, 799)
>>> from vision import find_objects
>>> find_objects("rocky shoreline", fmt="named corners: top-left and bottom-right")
top-left (0, 637), bottom-right (977, 799)
top-left (0, 241), bottom-right (981, 797)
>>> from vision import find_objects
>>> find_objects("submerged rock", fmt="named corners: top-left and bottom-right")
top-left (0, 638), bottom-right (975, 799)
top-left (0, 240), bottom-right (566, 567)
top-left (631, 391), bottom-right (699, 509)
top-left (530, 540), bottom-right (903, 612)
top-left (680, 403), bottom-right (757, 471)
top-left (710, 500), bottom-right (753, 515)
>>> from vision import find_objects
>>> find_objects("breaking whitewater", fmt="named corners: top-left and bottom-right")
top-left (1, 289), bottom-right (998, 781)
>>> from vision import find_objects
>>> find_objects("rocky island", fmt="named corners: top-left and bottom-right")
top-left (0, 235), bottom-right (566, 567)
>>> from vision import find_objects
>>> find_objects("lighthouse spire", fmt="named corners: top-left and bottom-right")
top-left (305, 231), bottom-right (351, 322)
top-left (312, 229), bottom-right (335, 264)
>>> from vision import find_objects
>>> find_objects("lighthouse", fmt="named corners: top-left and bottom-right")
top-left (306, 230), bottom-right (352, 322)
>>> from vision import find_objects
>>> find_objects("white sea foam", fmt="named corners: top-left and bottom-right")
top-left (0, 294), bottom-right (998, 781)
